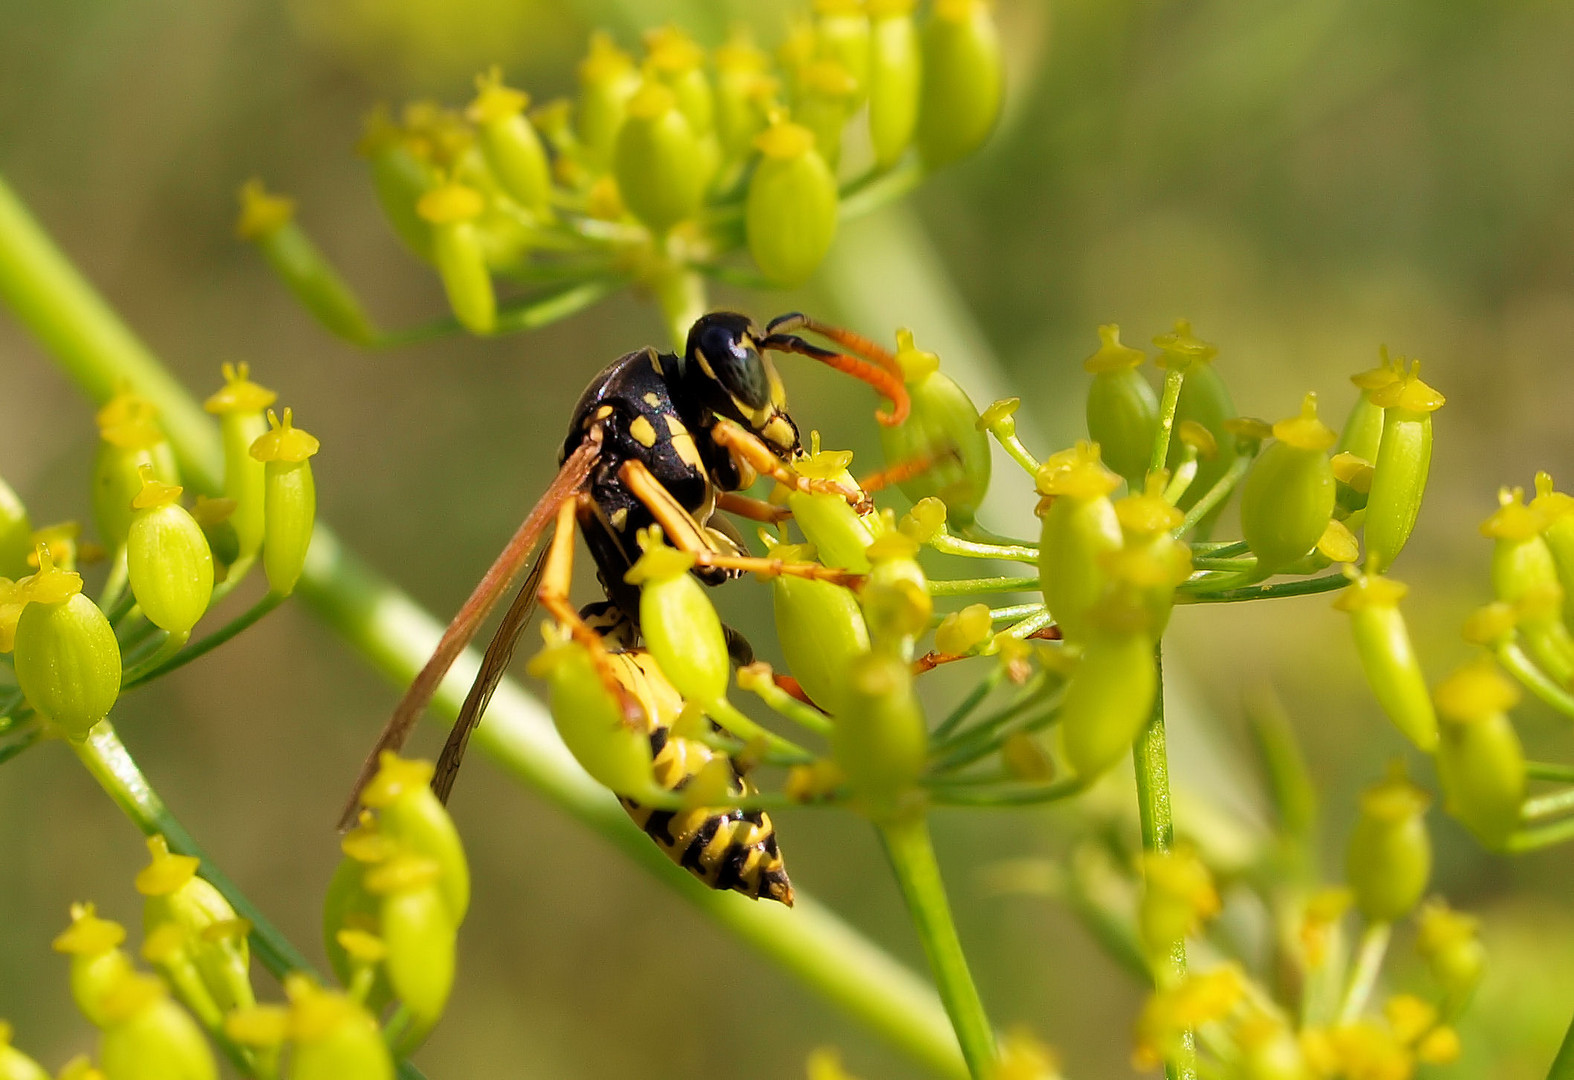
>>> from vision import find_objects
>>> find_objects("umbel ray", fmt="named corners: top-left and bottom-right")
top-left (342, 311), bottom-right (912, 904)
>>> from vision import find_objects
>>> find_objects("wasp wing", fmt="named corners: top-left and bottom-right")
top-left (338, 435), bottom-right (600, 828)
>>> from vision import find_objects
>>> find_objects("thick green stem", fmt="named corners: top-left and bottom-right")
top-left (1133, 648), bottom-right (1197, 1080)
top-left (880, 814), bottom-right (997, 1080)
top-left (0, 169), bottom-right (969, 1080)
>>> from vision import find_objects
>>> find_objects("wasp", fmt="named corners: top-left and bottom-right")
top-left (342, 311), bottom-right (910, 905)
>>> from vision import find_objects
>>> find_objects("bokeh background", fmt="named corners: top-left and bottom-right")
top-left (5, 0), bottom-right (1574, 1076)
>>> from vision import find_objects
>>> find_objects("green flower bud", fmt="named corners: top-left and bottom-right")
top-left (644, 26), bottom-right (716, 137)
top-left (1415, 900), bottom-right (1485, 1009)
top-left (861, 532), bottom-right (932, 650)
top-left (1138, 847), bottom-right (1221, 956)
top-left (1103, 481), bottom-right (1192, 636)
top-left (13, 551), bottom-right (120, 740)
top-left (1083, 325), bottom-right (1159, 489)
top-left (92, 391), bottom-right (179, 550)
top-left (625, 532), bottom-right (730, 705)
top-left (576, 33), bottom-right (641, 171)
top-left (0, 1023), bottom-right (48, 1080)
top-left (52, 904), bottom-right (132, 1027)
top-left (788, 445), bottom-right (876, 571)
top-left (877, 330), bottom-right (992, 525)
top-left (1333, 574), bottom-right (1438, 752)
top-left (1433, 658), bottom-right (1525, 849)
top-left (1036, 442), bottom-right (1122, 643)
top-left (1058, 627), bottom-right (1157, 781)
top-left (1362, 362), bottom-right (1443, 572)
top-left (466, 69), bottom-right (552, 217)
top-left (415, 181), bottom-right (496, 334)
top-left (527, 637), bottom-right (658, 799)
top-left (1156, 322), bottom-right (1238, 528)
top-left (816, 0), bottom-right (872, 100)
top-left (97, 974), bottom-right (216, 1080)
top-left (363, 854), bottom-right (456, 1028)
top-left (1531, 472), bottom-right (1574, 626)
top-left (746, 121), bottom-right (839, 287)
top-left (831, 651), bottom-right (926, 818)
top-left (771, 548), bottom-right (871, 716)
top-left (1482, 489), bottom-right (1574, 684)
top-left (322, 823), bottom-right (394, 1015)
top-left (360, 754), bottom-right (470, 922)
top-left (135, 836), bottom-right (253, 1024)
top-left (934, 603), bottom-right (993, 657)
top-left (794, 59), bottom-right (858, 170)
top-left (202, 363), bottom-right (275, 562)
top-left (357, 109), bottom-right (438, 260)
top-left (915, 0), bottom-right (1003, 167)
top-left (236, 180), bottom-right (374, 346)
top-left (282, 976), bottom-right (394, 1080)
top-left (0, 476), bottom-right (33, 580)
top-left (1240, 394), bottom-right (1336, 574)
top-left (125, 471), bottom-right (213, 635)
top-left (1333, 371), bottom-right (1389, 515)
top-left (249, 409), bottom-right (319, 598)
top-left (614, 82), bottom-right (708, 234)
top-left (714, 33), bottom-right (776, 162)
top-left (867, 0), bottom-right (921, 167)
top-left (1345, 766), bottom-right (1430, 923)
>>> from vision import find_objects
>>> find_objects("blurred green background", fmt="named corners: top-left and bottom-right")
top-left (5, 0), bottom-right (1574, 1076)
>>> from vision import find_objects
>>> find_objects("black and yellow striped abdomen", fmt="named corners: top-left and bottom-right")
top-left (607, 651), bottom-right (794, 906)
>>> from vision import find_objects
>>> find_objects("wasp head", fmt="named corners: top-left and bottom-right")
top-left (683, 312), bottom-right (801, 456)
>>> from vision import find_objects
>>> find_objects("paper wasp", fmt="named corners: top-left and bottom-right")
top-left (342, 311), bottom-right (910, 903)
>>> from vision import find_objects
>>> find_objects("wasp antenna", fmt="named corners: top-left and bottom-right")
top-left (761, 332), bottom-right (911, 427)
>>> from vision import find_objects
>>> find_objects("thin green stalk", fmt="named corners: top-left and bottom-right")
top-left (1149, 368), bottom-right (1188, 476)
top-left (879, 814), bottom-right (997, 1079)
top-left (932, 669), bottom-right (1005, 741)
top-left (119, 629), bottom-right (188, 686)
top-left (1528, 761), bottom-right (1574, 783)
top-left (926, 777), bottom-right (1085, 808)
top-left (708, 697), bottom-right (816, 763)
top-left (0, 721), bottom-right (43, 766)
top-left (0, 167), bottom-right (969, 1080)
top-left (929, 575), bottom-right (1040, 597)
top-left (1134, 648), bottom-right (1197, 1080)
top-left (839, 158), bottom-right (928, 221)
top-left (1178, 573), bottom-right (1349, 604)
top-left (1507, 818), bottom-right (1574, 853)
top-left (929, 528), bottom-right (1038, 564)
top-left (122, 592), bottom-right (283, 690)
top-left (740, 675), bottom-right (835, 736)
top-left (1523, 788), bottom-right (1574, 822)
top-left (1337, 921), bottom-right (1391, 1024)
top-left (1175, 454), bottom-right (1252, 537)
top-left (1500, 641), bottom-right (1574, 721)
top-left (987, 429), bottom-right (1042, 477)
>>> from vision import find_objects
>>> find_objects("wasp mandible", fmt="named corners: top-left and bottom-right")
top-left (341, 312), bottom-right (911, 903)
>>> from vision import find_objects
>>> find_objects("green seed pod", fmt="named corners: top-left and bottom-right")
top-left (1332, 574), bottom-right (1438, 752)
top-left (249, 409), bottom-right (320, 598)
top-left (0, 476), bottom-right (33, 580)
top-left (794, 59), bottom-right (858, 170)
top-left (1138, 848), bottom-right (1221, 956)
top-left (1239, 394), bottom-right (1336, 575)
top-left (52, 904), bottom-right (133, 1028)
top-left (1531, 472), bottom-right (1574, 626)
top-left (363, 855), bottom-right (456, 1028)
top-left (0, 1023), bottom-right (49, 1080)
top-left (1104, 482), bottom-right (1192, 636)
top-left (527, 638), bottom-right (658, 799)
top-left (614, 82), bottom-right (708, 234)
top-left (877, 330), bottom-right (993, 526)
top-left (357, 108), bottom-right (438, 260)
top-left (125, 471), bottom-right (213, 635)
top-left (93, 391), bottom-right (179, 550)
top-left (135, 835), bottom-right (253, 1024)
top-left (746, 121), bottom-right (839, 287)
top-left (861, 532), bottom-right (933, 651)
top-left (714, 33), bottom-right (776, 163)
top-left (644, 25), bottom-right (715, 137)
top-left (1036, 442), bottom-right (1122, 643)
top-left (1362, 363), bottom-right (1443, 572)
top-left (283, 976), bottom-right (394, 1080)
top-left (360, 754), bottom-right (470, 922)
top-left (415, 181), bottom-right (496, 335)
top-left (577, 32), bottom-right (641, 172)
top-left (322, 824), bottom-right (395, 1015)
top-left (867, 0), bottom-right (921, 167)
top-left (624, 534), bottom-right (730, 705)
top-left (1433, 658), bottom-right (1526, 849)
top-left (1058, 627), bottom-right (1157, 781)
top-left (934, 603), bottom-right (993, 657)
top-left (202, 364), bottom-right (275, 562)
top-left (1333, 372), bottom-right (1388, 515)
top-left (831, 651), bottom-right (926, 819)
top-left (13, 553), bottom-right (120, 740)
top-left (1345, 767), bottom-right (1430, 923)
top-left (816, 0), bottom-right (872, 100)
top-left (1155, 321), bottom-right (1237, 525)
top-left (466, 69), bottom-right (552, 217)
top-left (1083, 325), bottom-right (1159, 490)
top-left (788, 446), bottom-right (876, 571)
top-left (97, 974), bottom-right (217, 1080)
top-left (1482, 489), bottom-right (1574, 685)
top-left (1415, 900), bottom-right (1485, 1010)
top-left (771, 547), bottom-right (870, 716)
top-left (235, 180), bottom-right (374, 346)
top-left (915, 0), bottom-right (1003, 166)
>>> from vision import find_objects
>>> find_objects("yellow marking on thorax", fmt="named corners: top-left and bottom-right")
top-left (671, 431), bottom-right (704, 470)
top-left (629, 415), bottom-right (658, 447)
top-left (594, 404), bottom-right (615, 420)
top-left (664, 414), bottom-right (688, 435)
top-left (643, 392), bottom-right (662, 408)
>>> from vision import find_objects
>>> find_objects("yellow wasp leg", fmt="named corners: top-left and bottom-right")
top-left (707, 418), bottom-right (871, 511)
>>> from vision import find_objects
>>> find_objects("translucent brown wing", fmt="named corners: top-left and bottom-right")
top-left (337, 435), bottom-right (600, 828)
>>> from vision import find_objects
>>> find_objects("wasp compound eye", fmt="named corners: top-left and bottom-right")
top-left (689, 312), bottom-right (772, 411)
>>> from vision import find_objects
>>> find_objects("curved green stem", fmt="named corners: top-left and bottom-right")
top-left (740, 675), bottom-right (834, 736)
top-left (1178, 573), bottom-right (1349, 604)
top-left (122, 592), bottom-right (283, 690)
top-left (986, 429), bottom-right (1042, 477)
top-left (929, 528), bottom-right (1038, 565)
top-left (879, 814), bottom-right (996, 1079)
top-left (1500, 641), bottom-right (1574, 721)
top-left (839, 158), bottom-right (928, 221)
top-left (1508, 818), bottom-right (1574, 853)
top-left (1175, 453), bottom-right (1252, 537)
top-left (929, 575), bottom-right (1040, 597)
top-left (119, 629), bottom-right (189, 685)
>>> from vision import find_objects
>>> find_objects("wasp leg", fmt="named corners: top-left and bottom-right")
top-left (766, 313), bottom-right (903, 377)
top-left (537, 497), bottom-right (645, 724)
top-left (617, 460), bottom-right (867, 588)
top-left (707, 419), bottom-right (871, 510)
top-left (858, 445), bottom-right (963, 495)
top-left (757, 332), bottom-right (909, 426)
top-left (715, 491), bottom-right (792, 524)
